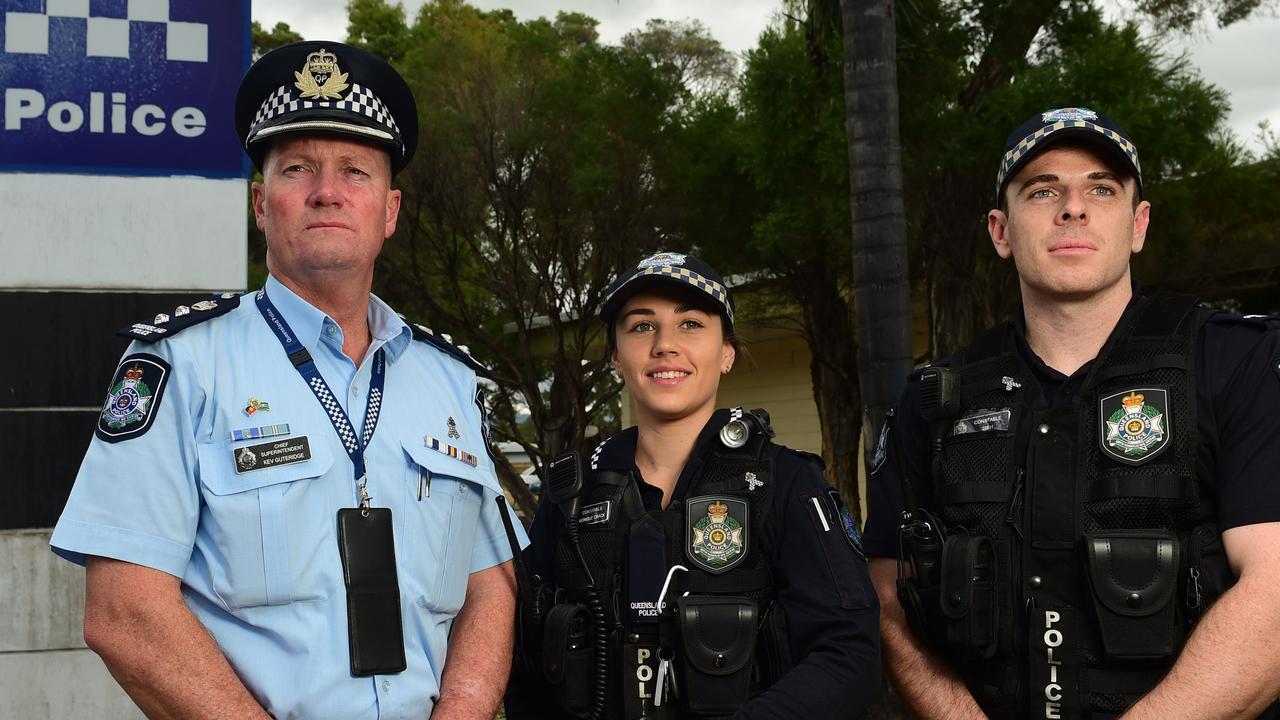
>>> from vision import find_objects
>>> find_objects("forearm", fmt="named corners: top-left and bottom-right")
top-left (85, 557), bottom-right (268, 720)
top-left (1121, 570), bottom-right (1280, 719)
top-left (434, 561), bottom-right (517, 720)
top-left (869, 559), bottom-right (988, 720)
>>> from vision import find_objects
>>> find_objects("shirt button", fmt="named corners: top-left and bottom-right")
top-left (326, 324), bottom-right (337, 337)
top-left (382, 680), bottom-right (391, 692)
top-left (351, 385), bottom-right (360, 396)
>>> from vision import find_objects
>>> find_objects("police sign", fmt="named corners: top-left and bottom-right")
top-left (1, 0), bottom-right (249, 178)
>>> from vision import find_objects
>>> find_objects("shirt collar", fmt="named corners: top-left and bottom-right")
top-left (1010, 283), bottom-right (1143, 384)
top-left (263, 275), bottom-right (412, 362)
top-left (593, 408), bottom-right (736, 491)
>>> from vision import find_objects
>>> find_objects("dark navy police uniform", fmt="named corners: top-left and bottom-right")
top-left (506, 407), bottom-right (881, 719)
top-left (864, 297), bottom-right (1280, 718)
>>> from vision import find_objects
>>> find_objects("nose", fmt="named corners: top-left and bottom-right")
top-left (1058, 187), bottom-right (1087, 224)
top-left (307, 167), bottom-right (342, 207)
top-left (651, 326), bottom-right (679, 357)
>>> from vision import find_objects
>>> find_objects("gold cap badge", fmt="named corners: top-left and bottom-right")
top-left (294, 48), bottom-right (349, 100)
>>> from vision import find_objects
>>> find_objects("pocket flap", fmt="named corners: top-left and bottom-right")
top-left (1086, 531), bottom-right (1179, 617)
top-left (677, 596), bottom-right (758, 676)
top-left (198, 433), bottom-right (334, 495)
top-left (939, 535), bottom-right (996, 620)
top-left (401, 438), bottom-right (499, 494)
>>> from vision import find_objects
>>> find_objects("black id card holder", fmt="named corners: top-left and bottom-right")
top-left (337, 507), bottom-right (407, 676)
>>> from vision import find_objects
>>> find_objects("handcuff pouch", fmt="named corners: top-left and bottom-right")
top-left (678, 595), bottom-right (758, 713)
top-left (938, 534), bottom-right (998, 658)
top-left (1085, 530), bottom-right (1180, 659)
top-left (542, 603), bottom-right (592, 717)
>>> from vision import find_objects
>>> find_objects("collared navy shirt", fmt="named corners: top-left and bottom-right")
top-left (508, 408), bottom-right (882, 719)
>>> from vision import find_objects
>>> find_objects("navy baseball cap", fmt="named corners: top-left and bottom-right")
top-left (996, 107), bottom-right (1142, 204)
top-left (600, 252), bottom-right (736, 333)
top-left (235, 41), bottom-right (419, 175)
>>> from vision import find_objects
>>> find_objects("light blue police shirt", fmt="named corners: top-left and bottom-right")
top-left (52, 275), bottom-right (528, 719)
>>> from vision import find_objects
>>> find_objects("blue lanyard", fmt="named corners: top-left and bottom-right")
top-left (255, 289), bottom-right (386, 504)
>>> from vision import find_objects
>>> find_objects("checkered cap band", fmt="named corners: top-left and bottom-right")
top-left (608, 265), bottom-right (734, 325)
top-left (996, 119), bottom-right (1141, 197)
top-left (248, 82), bottom-right (401, 143)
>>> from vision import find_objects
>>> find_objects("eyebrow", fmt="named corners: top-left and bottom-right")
top-left (1018, 170), bottom-right (1125, 193)
top-left (619, 305), bottom-right (707, 321)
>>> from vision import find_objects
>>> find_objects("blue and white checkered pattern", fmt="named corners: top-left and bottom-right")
top-left (362, 387), bottom-right (382, 448)
top-left (590, 435), bottom-right (612, 470)
top-left (249, 82), bottom-right (401, 142)
top-left (996, 119), bottom-right (1141, 198)
top-left (4, 1), bottom-right (207, 62)
top-left (607, 265), bottom-right (734, 325)
top-left (309, 376), bottom-right (359, 455)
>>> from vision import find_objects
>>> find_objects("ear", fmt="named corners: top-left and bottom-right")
top-left (988, 208), bottom-right (1013, 260)
top-left (1130, 199), bottom-right (1151, 254)
top-left (384, 188), bottom-right (402, 239)
top-left (721, 339), bottom-right (736, 373)
top-left (251, 181), bottom-right (267, 233)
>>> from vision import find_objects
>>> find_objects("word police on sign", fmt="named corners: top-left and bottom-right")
top-left (1, 0), bottom-right (249, 178)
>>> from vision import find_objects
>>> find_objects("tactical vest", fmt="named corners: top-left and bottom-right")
top-left (532, 411), bottom-right (791, 720)
top-left (917, 294), bottom-right (1234, 719)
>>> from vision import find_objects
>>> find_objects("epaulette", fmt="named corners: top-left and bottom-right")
top-left (1204, 310), bottom-right (1280, 330)
top-left (117, 292), bottom-right (241, 342)
top-left (778, 445), bottom-right (826, 470)
top-left (406, 321), bottom-right (492, 379)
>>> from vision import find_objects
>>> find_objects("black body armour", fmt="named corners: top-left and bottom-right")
top-left (912, 295), bottom-right (1235, 719)
top-left (534, 411), bottom-right (791, 719)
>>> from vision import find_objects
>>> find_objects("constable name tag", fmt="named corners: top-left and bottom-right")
top-left (233, 436), bottom-right (312, 473)
top-left (580, 500), bottom-right (611, 526)
top-left (953, 408), bottom-right (1012, 436)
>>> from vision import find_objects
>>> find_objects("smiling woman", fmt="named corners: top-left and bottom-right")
top-left (504, 252), bottom-right (882, 720)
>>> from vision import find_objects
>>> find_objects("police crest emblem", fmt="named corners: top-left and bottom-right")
top-left (686, 495), bottom-right (748, 573)
top-left (1099, 388), bottom-right (1171, 465)
top-left (294, 48), bottom-right (350, 100)
top-left (96, 353), bottom-right (171, 443)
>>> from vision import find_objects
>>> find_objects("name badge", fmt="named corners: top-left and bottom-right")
top-left (233, 436), bottom-right (312, 473)
top-left (953, 408), bottom-right (1012, 436)
top-left (580, 500), bottom-right (611, 526)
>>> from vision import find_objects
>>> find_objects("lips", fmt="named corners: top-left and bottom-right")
top-left (647, 367), bottom-right (691, 385)
top-left (306, 221), bottom-right (351, 230)
top-left (1048, 240), bottom-right (1097, 254)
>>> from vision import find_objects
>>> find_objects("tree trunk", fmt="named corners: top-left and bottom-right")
top-left (799, 276), bottom-right (864, 522)
top-left (840, 0), bottom-right (914, 483)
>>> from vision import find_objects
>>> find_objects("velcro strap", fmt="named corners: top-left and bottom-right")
top-left (938, 481), bottom-right (1009, 504)
top-left (1088, 474), bottom-right (1196, 501)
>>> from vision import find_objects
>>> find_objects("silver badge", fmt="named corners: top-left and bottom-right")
top-left (1041, 107), bottom-right (1098, 123)
top-left (745, 472), bottom-right (763, 492)
top-left (237, 446), bottom-right (257, 469)
top-left (447, 416), bottom-right (461, 439)
top-left (1001, 376), bottom-right (1022, 391)
top-left (191, 300), bottom-right (218, 311)
top-left (153, 313), bottom-right (170, 325)
top-left (719, 419), bottom-right (749, 448)
top-left (174, 305), bottom-right (190, 317)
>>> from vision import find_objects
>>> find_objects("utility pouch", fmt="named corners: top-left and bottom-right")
top-left (938, 534), bottom-right (998, 658)
top-left (542, 603), bottom-right (592, 718)
top-left (678, 595), bottom-right (758, 713)
top-left (1186, 522), bottom-right (1234, 623)
top-left (1085, 530), bottom-right (1181, 659)
top-left (896, 509), bottom-right (948, 647)
top-left (757, 600), bottom-right (793, 686)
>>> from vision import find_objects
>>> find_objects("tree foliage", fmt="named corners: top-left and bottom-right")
top-left (251, 20), bottom-right (304, 60)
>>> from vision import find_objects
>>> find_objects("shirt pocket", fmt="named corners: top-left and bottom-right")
top-left (400, 439), bottom-right (490, 616)
top-left (196, 432), bottom-right (335, 610)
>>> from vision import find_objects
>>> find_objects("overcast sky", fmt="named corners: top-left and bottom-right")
top-left (253, 0), bottom-right (1280, 153)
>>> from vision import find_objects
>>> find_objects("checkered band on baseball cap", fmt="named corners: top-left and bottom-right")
top-left (996, 108), bottom-right (1142, 203)
top-left (235, 41), bottom-right (419, 175)
top-left (600, 252), bottom-right (736, 331)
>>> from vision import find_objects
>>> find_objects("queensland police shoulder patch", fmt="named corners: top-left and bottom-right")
top-left (1099, 387), bottom-right (1171, 465)
top-left (686, 495), bottom-right (748, 574)
top-left (96, 353), bottom-right (171, 443)
top-left (825, 487), bottom-right (865, 560)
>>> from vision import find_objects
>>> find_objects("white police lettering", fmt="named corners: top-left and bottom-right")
top-left (636, 648), bottom-right (653, 698)
top-left (631, 600), bottom-right (658, 618)
top-left (4, 89), bottom-right (206, 138)
top-left (1043, 610), bottom-right (1063, 719)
